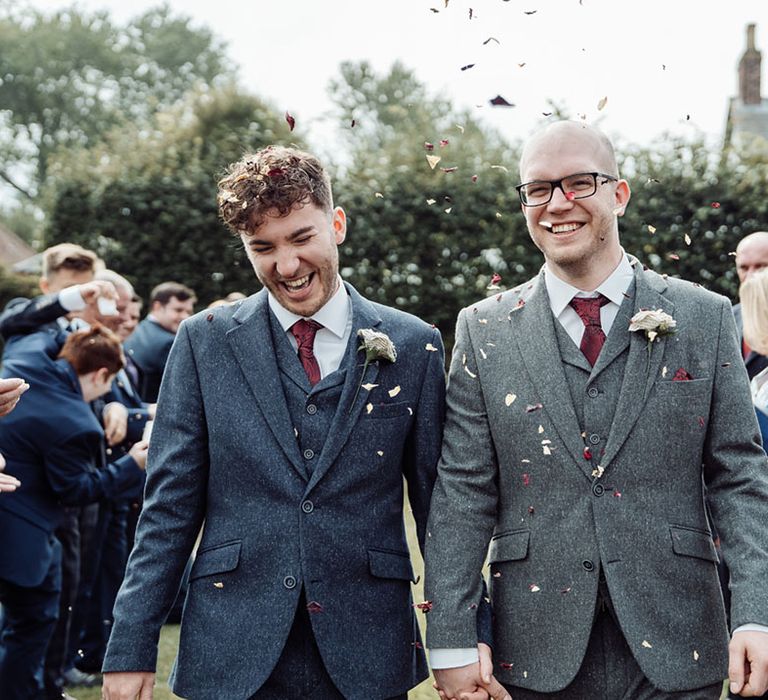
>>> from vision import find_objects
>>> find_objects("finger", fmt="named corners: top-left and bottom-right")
top-left (139, 679), bottom-right (154, 700)
top-left (459, 690), bottom-right (489, 700)
top-left (478, 642), bottom-right (493, 684)
top-left (0, 382), bottom-right (28, 405)
top-left (729, 637), bottom-right (747, 696)
top-left (483, 675), bottom-right (512, 700)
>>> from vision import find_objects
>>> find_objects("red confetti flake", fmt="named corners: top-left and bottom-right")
top-left (668, 253), bottom-right (680, 261)
top-left (493, 571), bottom-right (502, 578)
top-left (206, 313), bottom-right (214, 322)
top-left (500, 662), bottom-right (514, 670)
top-left (583, 447), bottom-right (592, 460)
top-left (711, 202), bottom-right (721, 208)
top-left (565, 191), bottom-right (576, 201)
top-left (522, 473), bottom-right (530, 486)
top-left (490, 95), bottom-right (515, 107)
top-left (414, 600), bottom-right (433, 613)
top-left (560, 586), bottom-right (572, 594)
top-left (672, 368), bottom-right (692, 381)
top-left (613, 490), bottom-right (622, 498)
top-left (439, 139), bottom-right (450, 147)
top-left (441, 167), bottom-right (458, 173)
top-left (267, 168), bottom-right (284, 178)
top-left (285, 111), bottom-right (296, 131)
top-left (306, 601), bottom-right (323, 614)
top-left (424, 142), bottom-right (434, 151)
top-left (411, 640), bottom-right (424, 649)
top-left (491, 272), bottom-right (502, 285)
top-left (525, 403), bottom-right (543, 413)
top-left (468, 603), bottom-right (477, 609)
top-left (528, 506), bottom-right (535, 515)
top-left (472, 174), bottom-right (478, 182)
top-left (697, 416), bottom-right (705, 428)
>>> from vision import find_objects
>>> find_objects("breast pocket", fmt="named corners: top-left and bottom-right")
top-left (362, 401), bottom-right (413, 420)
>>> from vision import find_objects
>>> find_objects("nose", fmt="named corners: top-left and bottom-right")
top-left (275, 248), bottom-right (301, 278)
top-left (546, 185), bottom-right (575, 212)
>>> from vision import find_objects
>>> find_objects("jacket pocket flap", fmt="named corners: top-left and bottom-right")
top-left (368, 548), bottom-right (415, 581)
top-left (488, 529), bottom-right (530, 564)
top-left (669, 526), bottom-right (718, 562)
top-left (364, 401), bottom-right (413, 419)
top-left (190, 540), bottom-right (242, 580)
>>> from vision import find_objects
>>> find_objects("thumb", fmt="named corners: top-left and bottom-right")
top-left (484, 675), bottom-right (512, 700)
top-left (139, 678), bottom-right (154, 700)
top-left (729, 637), bottom-right (746, 695)
top-left (478, 642), bottom-right (494, 684)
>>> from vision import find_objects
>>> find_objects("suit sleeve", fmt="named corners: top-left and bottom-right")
top-left (402, 326), bottom-right (446, 551)
top-left (0, 294), bottom-right (66, 340)
top-left (103, 322), bottom-right (208, 672)
top-left (424, 308), bottom-right (500, 649)
top-left (702, 297), bottom-right (768, 630)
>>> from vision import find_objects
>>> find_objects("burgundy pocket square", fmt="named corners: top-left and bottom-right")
top-left (672, 368), bottom-right (693, 381)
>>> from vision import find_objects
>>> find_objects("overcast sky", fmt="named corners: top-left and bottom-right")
top-left (25, 0), bottom-right (768, 152)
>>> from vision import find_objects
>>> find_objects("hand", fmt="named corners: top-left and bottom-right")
top-left (0, 455), bottom-right (20, 492)
top-left (78, 280), bottom-right (117, 306)
top-left (103, 402), bottom-right (128, 446)
top-left (147, 403), bottom-right (157, 420)
top-left (729, 630), bottom-right (768, 696)
top-left (478, 642), bottom-right (511, 700)
top-left (0, 377), bottom-right (29, 417)
top-left (433, 650), bottom-right (510, 700)
top-left (129, 440), bottom-right (149, 470)
top-left (102, 671), bottom-right (155, 700)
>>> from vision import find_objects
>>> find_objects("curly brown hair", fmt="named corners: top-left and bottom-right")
top-left (58, 324), bottom-right (124, 376)
top-left (217, 146), bottom-right (333, 234)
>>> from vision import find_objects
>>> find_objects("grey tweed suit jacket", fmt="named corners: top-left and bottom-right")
top-left (103, 283), bottom-right (446, 700)
top-left (425, 257), bottom-right (768, 693)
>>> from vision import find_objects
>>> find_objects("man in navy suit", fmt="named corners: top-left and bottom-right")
top-left (124, 282), bottom-right (196, 402)
top-left (102, 146), bottom-right (446, 700)
top-left (0, 326), bottom-right (147, 700)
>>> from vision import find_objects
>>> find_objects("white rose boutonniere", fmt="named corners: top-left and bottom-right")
top-left (351, 329), bottom-right (397, 410)
top-left (628, 308), bottom-right (677, 376)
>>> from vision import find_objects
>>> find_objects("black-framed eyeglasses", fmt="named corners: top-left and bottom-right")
top-left (516, 172), bottom-right (618, 207)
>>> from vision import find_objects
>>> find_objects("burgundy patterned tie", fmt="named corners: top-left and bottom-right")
top-left (290, 319), bottom-right (323, 386)
top-left (569, 295), bottom-right (610, 366)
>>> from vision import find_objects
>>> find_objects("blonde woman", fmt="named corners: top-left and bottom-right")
top-left (739, 268), bottom-right (768, 440)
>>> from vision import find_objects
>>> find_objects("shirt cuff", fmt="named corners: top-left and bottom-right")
top-left (429, 648), bottom-right (479, 669)
top-left (59, 286), bottom-right (86, 312)
top-left (734, 623), bottom-right (768, 635)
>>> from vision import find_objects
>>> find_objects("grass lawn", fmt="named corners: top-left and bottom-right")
top-left (70, 497), bottom-right (728, 700)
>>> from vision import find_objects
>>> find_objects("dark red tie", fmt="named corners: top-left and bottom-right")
top-left (569, 295), bottom-right (610, 366)
top-left (290, 319), bottom-right (323, 386)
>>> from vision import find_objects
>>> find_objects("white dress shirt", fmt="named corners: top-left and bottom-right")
top-left (267, 276), bottom-right (352, 379)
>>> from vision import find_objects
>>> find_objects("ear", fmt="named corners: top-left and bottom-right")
top-left (39, 277), bottom-right (51, 294)
top-left (95, 367), bottom-right (112, 384)
top-left (332, 207), bottom-right (347, 245)
top-left (613, 179), bottom-right (631, 217)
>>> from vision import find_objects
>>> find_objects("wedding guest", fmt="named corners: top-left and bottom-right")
top-left (124, 282), bottom-right (196, 402)
top-left (102, 145), bottom-right (446, 700)
top-left (0, 325), bottom-right (147, 700)
top-left (0, 377), bottom-right (29, 494)
top-left (740, 269), bottom-right (768, 443)
top-left (425, 120), bottom-right (768, 700)
top-left (733, 231), bottom-right (768, 379)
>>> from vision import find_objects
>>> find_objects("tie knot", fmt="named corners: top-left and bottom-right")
top-left (569, 294), bottom-right (609, 328)
top-left (290, 319), bottom-right (323, 348)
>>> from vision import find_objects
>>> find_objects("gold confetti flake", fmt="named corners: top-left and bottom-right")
top-left (361, 383), bottom-right (379, 391)
top-left (505, 393), bottom-right (517, 406)
top-left (388, 386), bottom-right (401, 398)
top-left (490, 164), bottom-right (509, 173)
top-left (541, 439), bottom-right (551, 445)
top-left (642, 640), bottom-right (652, 649)
top-left (529, 584), bottom-right (541, 592)
top-left (374, 192), bottom-right (384, 198)
top-left (426, 198), bottom-right (436, 205)
top-left (495, 212), bottom-right (503, 219)
top-left (523, 671), bottom-right (528, 679)
top-left (684, 233), bottom-right (691, 246)
top-left (479, 348), bottom-right (487, 359)
top-left (542, 446), bottom-right (551, 455)
top-left (521, 459), bottom-right (531, 463)
top-left (592, 465), bottom-right (605, 478)
top-left (662, 366), bottom-right (668, 378)
top-left (455, 123), bottom-right (465, 133)
top-left (425, 343), bottom-right (438, 352)
top-left (366, 403), bottom-right (373, 414)
top-left (426, 155), bottom-right (441, 169)
top-left (444, 207), bottom-right (452, 213)
top-left (693, 650), bottom-right (699, 661)
top-left (478, 318), bottom-right (488, 324)
top-left (538, 425), bottom-right (544, 434)
top-left (647, 225), bottom-right (656, 234)
top-left (407, 407), bottom-right (413, 415)
top-left (464, 366), bottom-right (477, 379)
top-left (597, 96), bottom-right (608, 110)
top-left (377, 450), bottom-right (384, 457)
top-left (214, 582), bottom-right (224, 588)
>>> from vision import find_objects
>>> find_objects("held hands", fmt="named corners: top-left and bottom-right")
top-left (129, 440), bottom-right (149, 470)
top-left (729, 630), bottom-right (768, 696)
top-left (0, 377), bottom-right (29, 417)
top-left (102, 671), bottom-right (155, 700)
top-left (433, 643), bottom-right (511, 700)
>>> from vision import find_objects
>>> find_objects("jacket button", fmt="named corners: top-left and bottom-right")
top-left (588, 433), bottom-right (600, 445)
top-left (306, 404), bottom-right (318, 415)
top-left (303, 449), bottom-right (315, 460)
top-left (283, 576), bottom-right (297, 589)
top-left (582, 560), bottom-right (595, 572)
top-left (587, 387), bottom-right (599, 398)
top-left (301, 500), bottom-right (314, 513)
top-left (592, 482), bottom-right (605, 497)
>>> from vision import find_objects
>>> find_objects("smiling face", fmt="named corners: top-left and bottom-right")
top-left (241, 202), bottom-right (346, 317)
top-left (519, 122), bottom-right (630, 290)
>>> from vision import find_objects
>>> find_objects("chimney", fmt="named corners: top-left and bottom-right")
top-left (739, 23), bottom-right (762, 105)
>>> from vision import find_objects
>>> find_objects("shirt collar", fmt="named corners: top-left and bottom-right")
top-left (544, 250), bottom-right (634, 317)
top-left (268, 276), bottom-right (350, 339)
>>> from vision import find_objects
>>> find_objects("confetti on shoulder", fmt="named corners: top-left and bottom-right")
top-left (425, 343), bottom-right (438, 352)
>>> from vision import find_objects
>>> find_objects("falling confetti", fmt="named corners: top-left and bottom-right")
top-left (490, 95), bottom-right (515, 107)
top-left (285, 111), bottom-right (296, 131)
top-left (426, 155), bottom-right (441, 169)
top-left (388, 386), bottom-right (402, 398)
top-left (537, 425), bottom-right (544, 434)
top-left (642, 640), bottom-right (653, 649)
top-left (483, 37), bottom-right (500, 45)
top-left (597, 96), bottom-right (608, 110)
top-left (424, 142), bottom-right (435, 151)
top-left (461, 63), bottom-right (476, 71)
top-left (426, 198), bottom-right (436, 205)
top-left (374, 192), bottom-right (384, 198)
top-left (441, 167), bottom-right (458, 173)
top-left (472, 174), bottom-right (478, 182)
top-left (684, 233), bottom-right (691, 246)
top-left (711, 202), bottom-right (721, 208)
top-left (505, 393), bottom-right (517, 406)
top-left (647, 225), bottom-right (656, 234)
top-left (377, 450), bottom-right (384, 457)
top-left (440, 139), bottom-right (450, 147)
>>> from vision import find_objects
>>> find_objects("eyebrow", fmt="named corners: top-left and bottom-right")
top-left (248, 225), bottom-right (316, 248)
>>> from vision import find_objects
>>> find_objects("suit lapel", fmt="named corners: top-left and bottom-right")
top-left (599, 262), bottom-right (672, 473)
top-left (514, 274), bottom-right (591, 478)
top-left (226, 291), bottom-right (306, 480)
top-left (588, 282), bottom-right (635, 378)
top-left (306, 284), bottom-right (382, 492)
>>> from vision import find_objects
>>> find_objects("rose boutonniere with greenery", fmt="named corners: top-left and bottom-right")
top-left (628, 309), bottom-right (677, 377)
top-left (351, 329), bottom-right (397, 409)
